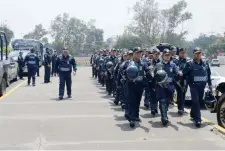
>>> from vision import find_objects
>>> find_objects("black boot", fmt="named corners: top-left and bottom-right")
top-left (159, 99), bottom-right (169, 126)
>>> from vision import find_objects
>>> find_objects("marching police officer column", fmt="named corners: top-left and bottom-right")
top-left (55, 48), bottom-right (77, 100)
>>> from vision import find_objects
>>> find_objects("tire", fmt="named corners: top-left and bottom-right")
top-left (0, 78), bottom-right (7, 97)
top-left (217, 94), bottom-right (225, 129)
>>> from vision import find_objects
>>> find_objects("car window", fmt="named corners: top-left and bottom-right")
top-left (212, 60), bottom-right (219, 62)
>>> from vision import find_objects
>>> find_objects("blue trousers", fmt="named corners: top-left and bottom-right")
top-left (189, 84), bottom-right (205, 122)
top-left (123, 81), bottom-right (129, 114)
top-left (28, 67), bottom-right (37, 84)
top-left (128, 82), bottom-right (144, 121)
top-left (59, 72), bottom-right (72, 97)
top-left (174, 82), bottom-right (184, 111)
top-left (44, 65), bottom-right (51, 83)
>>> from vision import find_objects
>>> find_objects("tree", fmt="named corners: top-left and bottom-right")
top-left (50, 13), bottom-right (104, 55)
top-left (128, 0), bottom-right (161, 46)
top-left (115, 32), bottom-right (142, 49)
top-left (0, 24), bottom-right (14, 43)
top-left (23, 24), bottom-right (48, 40)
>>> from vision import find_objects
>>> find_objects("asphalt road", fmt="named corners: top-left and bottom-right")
top-left (0, 67), bottom-right (225, 150)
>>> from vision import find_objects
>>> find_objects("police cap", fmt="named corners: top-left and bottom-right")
top-left (163, 49), bottom-right (170, 54)
top-left (170, 46), bottom-right (177, 52)
top-left (193, 47), bottom-right (202, 54)
top-left (133, 47), bottom-right (142, 53)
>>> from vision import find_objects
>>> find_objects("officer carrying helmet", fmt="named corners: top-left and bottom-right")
top-left (125, 47), bottom-right (153, 128)
top-left (182, 47), bottom-right (212, 127)
top-left (154, 49), bottom-right (182, 126)
top-left (55, 48), bottom-right (77, 100)
top-left (25, 48), bottom-right (39, 86)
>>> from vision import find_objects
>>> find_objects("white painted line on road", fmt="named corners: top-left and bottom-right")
top-left (43, 138), bottom-right (213, 146)
top-left (0, 114), bottom-right (121, 120)
top-left (0, 100), bottom-right (112, 105)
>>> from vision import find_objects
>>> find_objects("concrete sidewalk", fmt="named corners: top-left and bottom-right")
top-left (0, 67), bottom-right (224, 150)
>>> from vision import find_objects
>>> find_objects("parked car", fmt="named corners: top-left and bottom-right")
top-left (210, 59), bottom-right (220, 67)
top-left (8, 50), bottom-right (30, 75)
top-left (3, 54), bottom-right (18, 83)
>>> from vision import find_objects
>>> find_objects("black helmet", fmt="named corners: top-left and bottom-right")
top-left (126, 64), bottom-right (139, 80)
top-left (155, 69), bottom-right (170, 88)
top-left (204, 89), bottom-right (217, 112)
top-left (106, 61), bottom-right (114, 73)
top-left (99, 58), bottom-right (104, 65)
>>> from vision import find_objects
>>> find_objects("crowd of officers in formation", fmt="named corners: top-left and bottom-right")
top-left (17, 48), bottom-right (77, 100)
top-left (90, 47), bottom-right (212, 128)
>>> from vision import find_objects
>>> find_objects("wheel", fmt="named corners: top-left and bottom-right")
top-left (0, 78), bottom-right (7, 97)
top-left (218, 65), bottom-right (220, 67)
top-left (217, 95), bottom-right (225, 129)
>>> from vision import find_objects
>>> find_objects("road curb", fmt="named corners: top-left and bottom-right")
top-left (173, 103), bottom-right (225, 135)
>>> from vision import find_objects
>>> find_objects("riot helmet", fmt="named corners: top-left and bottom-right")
top-left (155, 69), bottom-right (170, 88)
top-left (204, 89), bottom-right (217, 112)
top-left (126, 64), bottom-right (139, 80)
top-left (106, 61), bottom-right (114, 73)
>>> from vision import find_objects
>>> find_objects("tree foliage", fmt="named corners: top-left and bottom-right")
top-left (117, 0), bottom-right (192, 49)
top-left (0, 24), bottom-right (14, 44)
top-left (50, 13), bottom-right (104, 55)
top-left (23, 24), bottom-right (48, 40)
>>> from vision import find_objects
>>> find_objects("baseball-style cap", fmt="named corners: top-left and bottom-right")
top-left (193, 47), bottom-right (202, 54)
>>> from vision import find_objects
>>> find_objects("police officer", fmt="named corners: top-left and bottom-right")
top-left (44, 48), bottom-right (51, 83)
top-left (154, 49), bottom-right (181, 126)
top-left (35, 51), bottom-right (40, 77)
top-left (125, 47), bottom-right (152, 128)
top-left (18, 51), bottom-right (25, 80)
top-left (170, 46), bottom-right (178, 62)
top-left (25, 48), bottom-right (39, 86)
top-left (173, 48), bottom-right (187, 115)
top-left (90, 50), bottom-right (96, 78)
top-left (182, 47), bottom-right (212, 127)
top-left (105, 49), bottom-right (117, 95)
top-left (55, 48), bottom-right (77, 100)
top-left (119, 50), bottom-right (133, 118)
top-left (51, 50), bottom-right (58, 76)
top-left (114, 52), bottom-right (127, 105)
top-left (150, 49), bottom-right (161, 115)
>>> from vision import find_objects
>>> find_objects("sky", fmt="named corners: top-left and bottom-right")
top-left (1, 0), bottom-right (225, 41)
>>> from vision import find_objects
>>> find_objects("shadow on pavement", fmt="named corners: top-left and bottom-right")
top-left (116, 123), bottom-right (150, 132)
top-left (168, 111), bottom-right (188, 118)
top-left (177, 121), bottom-right (208, 129)
top-left (141, 113), bottom-right (160, 119)
top-left (148, 121), bottom-right (179, 131)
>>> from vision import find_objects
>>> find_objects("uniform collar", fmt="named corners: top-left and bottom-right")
top-left (193, 59), bottom-right (203, 64)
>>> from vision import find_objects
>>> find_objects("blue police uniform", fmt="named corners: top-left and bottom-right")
top-left (51, 53), bottom-right (58, 76)
top-left (99, 55), bottom-right (107, 86)
top-left (150, 59), bottom-right (160, 113)
top-left (126, 59), bottom-right (151, 123)
top-left (18, 54), bottom-right (25, 79)
top-left (182, 59), bottom-right (212, 124)
top-left (106, 55), bottom-right (116, 95)
top-left (173, 57), bottom-right (187, 114)
top-left (25, 52), bottom-right (39, 86)
top-left (142, 56), bottom-right (151, 108)
top-left (154, 60), bottom-right (180, 125)
top-left (119, 59), bottom-right (131, 118)
top-left (44, 52), bottom-right (51, 83)
top-left (55, 55), bottom-right (77, 99)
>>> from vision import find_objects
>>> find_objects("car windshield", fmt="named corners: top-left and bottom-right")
top-left (212, 60), bottom-right (219, 62)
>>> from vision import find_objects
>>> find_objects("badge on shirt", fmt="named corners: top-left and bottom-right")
top-left (139, 66), bottom-right (142, 70)
top-left (170, 68), bottom-right (173, 72)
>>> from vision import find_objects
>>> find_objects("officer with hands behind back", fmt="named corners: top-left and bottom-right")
top-left (55, 48), bottom-right (77, 100)
top-left (25, 48), bottom-right (39, 86)
top-left (182, 47), bottom-right (212, 127)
